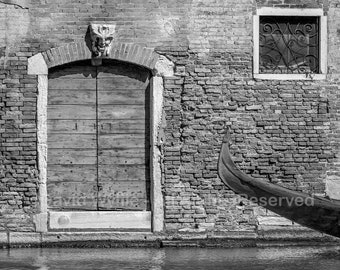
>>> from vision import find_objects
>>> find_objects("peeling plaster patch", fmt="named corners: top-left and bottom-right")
top-left (154, 55), bottom-right (174, 77)
top-left (325, 176), bottom-right (340, 200)
top-left (155, 15), bottom-right (180, 37)
top-left (187, 0), bottom-right (211, 58)
top-left (0, 1), bottom-right (30, 66)
top-left (164, 21), bottom-right (175, 35)
top-left (35, 16), bottom-right (54, 32)
top-left (0, 0), bottom-right (29, 9)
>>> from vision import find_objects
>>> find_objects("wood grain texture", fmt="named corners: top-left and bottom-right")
top-left (97, 181), bottom-right (149, 210)
top-left (48, 134), bottom-right (96, 149)
top-left (98, 148), bottom-right (148, 165)
top-left (47, 62), bottom-right (151, 212)
top-left (48, 89), bottom-right (96, 105)
top-left (48, 120), bottom-right (96, 134)
top-left (98, 119), bottom-right (147, 134)
top-left (47, 64), bottom-right (98, 211)
top-left (98, 134), bottom-right (147, 149)
top-left (48, 149), bottom-right (97, 165)
top-left (98, 164), bottom-right (148, 181)
top-left (97, 64), bottom-right (150, 210)
top-left (98, 89), bottom-right (146, 105)
top-left (47, 165), bottom-right (97, 182)
top-left (48, 78), bottom-right (96, 90)
top-left (98, 105), bottom-right (146, 120)
top-left (48, 105), bottom-right (96, 120)
top-left (47, 181), bottom-right (98, 210)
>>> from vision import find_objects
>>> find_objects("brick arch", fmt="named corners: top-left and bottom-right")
top-left (28, 41), bottom-right (160, 74)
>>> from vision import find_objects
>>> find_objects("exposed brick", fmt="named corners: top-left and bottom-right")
top-left (0, 0), bottom-right (337, 235)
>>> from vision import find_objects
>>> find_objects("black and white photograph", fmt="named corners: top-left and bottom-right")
top-left (0, 0), bottom-right (340, 269)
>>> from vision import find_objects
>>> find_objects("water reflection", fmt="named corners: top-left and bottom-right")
top-left (0, 246), bottom-right (339, 270)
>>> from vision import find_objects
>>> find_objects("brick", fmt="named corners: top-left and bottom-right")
top-left (0, 0), bottom-right (338, 238)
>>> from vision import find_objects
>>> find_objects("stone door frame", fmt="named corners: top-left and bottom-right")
top-left (28, 42), bottom-right (173, 232)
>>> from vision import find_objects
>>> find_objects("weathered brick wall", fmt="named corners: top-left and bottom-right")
top-left (160, 0), bottom-right (334, 232)
top-left (1, 0), bottom-right (340, 234)
top-left (0, 1), bottom-right (38, 232)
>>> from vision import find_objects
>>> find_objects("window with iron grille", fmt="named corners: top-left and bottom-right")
top-left (253, 8), bottom-right (327, 80)
top-left (259, 16), bottom-right (319, 74)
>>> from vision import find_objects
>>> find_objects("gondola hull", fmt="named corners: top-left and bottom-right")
top-left (218, 132), bottom-right (340, 238)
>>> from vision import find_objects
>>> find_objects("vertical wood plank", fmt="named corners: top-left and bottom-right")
top-left (47, 64), bottom-right (98, 211)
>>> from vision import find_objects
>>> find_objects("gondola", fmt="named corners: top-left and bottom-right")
top-left (218, 130), bottom-right (340, 238)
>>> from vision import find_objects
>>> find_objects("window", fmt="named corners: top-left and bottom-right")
top-left (253, 8), bottom-right (327, 80)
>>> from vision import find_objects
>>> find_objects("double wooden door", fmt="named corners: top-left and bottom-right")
top-left (47, 61), bottom-right (150, 211)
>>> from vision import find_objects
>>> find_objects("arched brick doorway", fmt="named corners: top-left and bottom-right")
top-left (28, 42), bottom-right (174, 232)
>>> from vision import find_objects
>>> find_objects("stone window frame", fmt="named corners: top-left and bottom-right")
top-left (28, 42), bottom-right (173, 232)
top-left (253, 7), bottom-right (327, 80)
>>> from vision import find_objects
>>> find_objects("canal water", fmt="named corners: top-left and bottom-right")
top-left (0, 246), bottom-right (339, 270)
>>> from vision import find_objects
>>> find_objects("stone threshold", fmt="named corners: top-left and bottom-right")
top-left (0, 230), bottom-right (339, 248)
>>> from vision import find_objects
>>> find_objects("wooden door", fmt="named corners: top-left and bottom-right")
top-left (97, 64), bottom-right (150, 210)
top-left (47, 61), bottom-right (151, 211)
top-left (47, 64), bottom-right (98, 210)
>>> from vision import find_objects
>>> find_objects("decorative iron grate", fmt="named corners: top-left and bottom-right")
top-left (259, 16), bottom-right (319, 74)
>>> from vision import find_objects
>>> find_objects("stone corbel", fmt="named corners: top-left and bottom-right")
top-left (89, 23), bottom-right (116, 66)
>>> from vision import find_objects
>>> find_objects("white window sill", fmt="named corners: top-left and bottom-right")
top-left (253, 73), bottom-right (327, 81)
top-left (253, 8), bottom-right (327, 82)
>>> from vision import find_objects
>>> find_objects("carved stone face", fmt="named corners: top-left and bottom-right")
top-left (90, 24), bottom-right (116, 57)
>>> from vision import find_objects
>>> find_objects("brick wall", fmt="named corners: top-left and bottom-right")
top-left (1, 0), bottom-right (339, 234)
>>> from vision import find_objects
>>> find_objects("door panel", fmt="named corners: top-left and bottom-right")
top-left (98, 119), bottom-right (146, 134)
top-left (98, 181), bottom-right (149, 210)
top-left (47, 182), bottom-right (98, 211)
top-left (48, 165), bottom-right (97, 182)
top-left (98, 149), bottom-right (147, 165)
top-left (98, 165), bottom-right (147, 181)
top-left (47, 134), bottom-right (97, 149)
top-left (48, 74), bottom-right (96, 89)
top-left (98, 105), bottom-right (146, 120)
top-left (98, 134), bottom-right (147, 149)
top-left (47, 61), bottom-right (151, 212)
top-left (48, 89), bottom-right (96, 105)
top-left (97, 64), bottom-right (150, 211)
top-left (47, 64), bottom-right (98, 211)
top-left (47, 120), bottom-right (96, 134)
top-left (98, 89), bottom-right (145, 105)
top-left (48, 149), bottom-right (97, 165)
top-left (47, 105), bottom-right (96, 120)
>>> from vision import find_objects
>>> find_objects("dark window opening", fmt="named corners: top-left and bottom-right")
top-left (259, 16), bottom-right (319, 74)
